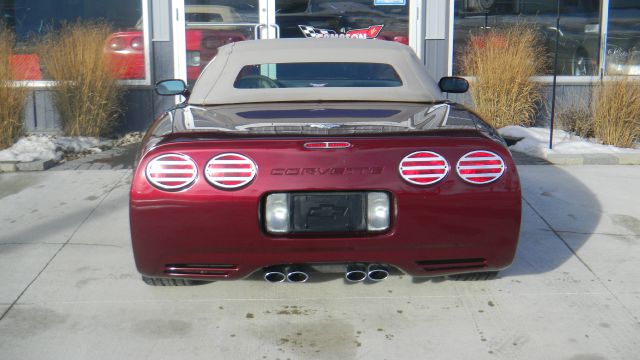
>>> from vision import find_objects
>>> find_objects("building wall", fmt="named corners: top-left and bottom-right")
top-left (23, 88), bottom-right (157, 133)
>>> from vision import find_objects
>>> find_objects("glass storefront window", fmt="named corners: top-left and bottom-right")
top-left (453, 0), bottom-right (601, 76)
top-left (181, 0), bottom-right (410, 85)
top-left (2, 0), bottom-right (146, 81)
top-left (606, 0), bottom-right (640, 75)
top-left (276, 0), bottom-right (409, 45)
top-left (184, 0), bottom-right (260, 85)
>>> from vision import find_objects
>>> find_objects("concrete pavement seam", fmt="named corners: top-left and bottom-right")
top-left (522, 197), bottom-right (640, 322)
top-left (0, 242), bottom-right (124, 247)
top-left (522, 197), bottom-right (596, 273)
top-left (0, 171), bottom-right (130, 322)
top-left (543, 229), bottom-right (640, 238)
top-left (4, 292), bottom-right (620, 306)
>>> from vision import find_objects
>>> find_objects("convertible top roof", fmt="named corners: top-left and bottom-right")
top-left (188, 38), bottom-right (444, 105)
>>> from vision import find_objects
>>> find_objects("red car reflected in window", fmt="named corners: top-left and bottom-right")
top-left (104, 5), bottom-right (249, 81)
top-left (104, 31), bottom-right (146, 80)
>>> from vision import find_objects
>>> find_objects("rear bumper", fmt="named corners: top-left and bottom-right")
top-left (134, 247), bottom-right (517, 280)
top-left (130, 191), bottom-right (520, 280)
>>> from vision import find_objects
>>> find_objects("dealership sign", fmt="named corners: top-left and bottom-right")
top-left (298, 25), bottom-right (384, 39)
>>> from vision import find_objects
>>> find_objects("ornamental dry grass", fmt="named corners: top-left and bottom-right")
top-left (460, 26), bottom-right (547, 128)
top-left (593, 78), bottom-right (640, 148)
top-left (556, 97), bottom-right (594, 139)
top-left (0, 25), bottom-right (28, 150)
top-left (39, 21), bottom-right (122, 137)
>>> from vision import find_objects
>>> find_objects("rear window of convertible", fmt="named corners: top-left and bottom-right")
top-left (233, 62), bottom-right (403, 89)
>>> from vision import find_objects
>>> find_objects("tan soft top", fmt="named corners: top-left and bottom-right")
top-left (188, 38), bottom-right (444, 105)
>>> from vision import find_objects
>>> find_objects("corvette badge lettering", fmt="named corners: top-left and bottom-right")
top-left (271, 167), bottom-right (384, 176)
top-left (298, 25), bottom-right (384, 39)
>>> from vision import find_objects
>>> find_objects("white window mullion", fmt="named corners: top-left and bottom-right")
top-left (171, 0), bottom-right (187, 83)
top-left (598, 0), bottom-right (610, 79)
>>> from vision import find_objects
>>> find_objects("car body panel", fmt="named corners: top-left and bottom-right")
top-left (130, 99), bottom-right (521, 281)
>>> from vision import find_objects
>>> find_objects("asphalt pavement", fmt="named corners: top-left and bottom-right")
top-left (1, 164), bottom-right (639, 360)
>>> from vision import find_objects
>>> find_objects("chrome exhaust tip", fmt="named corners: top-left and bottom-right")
top-left (367, 264), bottom-right (389, 282)
top-left (345, 263), bottom-right (367, 282)
top-left (286, 266), bottom-right (309, 283)
top-left (263, 266), bottom-right (286, 283)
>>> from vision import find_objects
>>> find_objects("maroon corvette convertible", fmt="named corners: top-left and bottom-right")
top-left (130, 38), bottom-right (521, 285)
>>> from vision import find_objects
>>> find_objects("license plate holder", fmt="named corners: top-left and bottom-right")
top-left (291, 192), bottom-right (366, 233)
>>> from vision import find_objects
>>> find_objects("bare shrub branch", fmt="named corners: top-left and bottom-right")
top-left (556, 95), bottom-right (594, 138)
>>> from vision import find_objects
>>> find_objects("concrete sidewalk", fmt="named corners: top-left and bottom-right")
top-left (1, 166), bottom-right (639, 360)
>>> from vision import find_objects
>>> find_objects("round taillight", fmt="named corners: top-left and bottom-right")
top-left (456, 150), bottom-right (506, 184)
top-left (399, 151), bottom-right (449, 185)
top-left (130, 36), bottom-right (144, 50)
top-left (108, 36), bottom-right (126, 51)
top-left (145, 154), bottom-right (197, 190)
top-left (205, 153), bottom-right (257, 189)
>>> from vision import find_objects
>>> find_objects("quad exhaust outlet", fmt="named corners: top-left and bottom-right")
top-left (264, 263), bottom-right (389, 283)
top-left (263, 265), bottom-right (309, 283)
top-left (367, 264), bottom-right (390, 281)
top-left (345, 263), bottom-right (367, 282)
top-left (286, 266), bottom-right (309, 283)
top-left (263, 266), bottom-right (286, 283)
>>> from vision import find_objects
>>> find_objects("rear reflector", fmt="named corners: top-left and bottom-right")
top-left (205, 153), bottom-right (257, 189)
top-left (399, 151), bottom-right (449, 185)
top-left (416, 258), bottom-right (487, 272)
top-left (164, 264), bottom-right (238, 278)
top-left (456, 150), bottom-right (506, 184)
top-left (145, 153), bottom-right (197, 191)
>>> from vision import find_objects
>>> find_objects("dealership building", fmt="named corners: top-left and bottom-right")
top-left (2, 0), bottom-right (638, 132)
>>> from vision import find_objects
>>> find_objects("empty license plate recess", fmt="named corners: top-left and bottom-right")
top-left (291, 192), bottom-right (366, 233)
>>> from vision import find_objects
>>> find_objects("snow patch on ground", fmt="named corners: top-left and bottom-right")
top-left (499, 126), bottom-right (640, 158)
top-left (0, 135), bottom-right (112, 163)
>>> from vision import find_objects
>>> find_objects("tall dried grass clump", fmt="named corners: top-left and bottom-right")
top-left (460, 25), bottom-right (547, 128)
top-left (0, 24), bottom-right (29, 150)
top-left (39, 21), bottom-right (122, 137)
top-left (593, 78), bottom-right (640, 148)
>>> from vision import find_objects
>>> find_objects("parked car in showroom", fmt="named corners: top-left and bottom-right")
top-left (105, 5), bottom-right (249, 81)
top-left (130, 38), bottom-right (521, 286)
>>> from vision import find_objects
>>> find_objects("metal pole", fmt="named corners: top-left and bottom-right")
top-left (549, 0), bottom-right (560, 150)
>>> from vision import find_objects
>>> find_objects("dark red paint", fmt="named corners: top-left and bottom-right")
top-left (130, 134), bottom-right (521, 280)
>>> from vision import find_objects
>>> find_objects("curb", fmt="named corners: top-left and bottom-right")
top-left (0, 161), bottom-right (18, 172)
top-left (1, 159), bottom-right (59, 172)
top-left (545, 153), bottom-right (640, 165)
top-left (17, 159), bottom-right (58, 171)
top-left (0, 145), bottom-right (136, 173)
